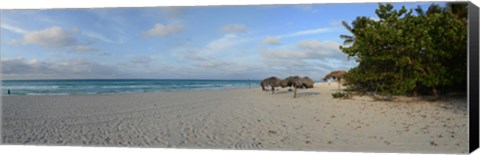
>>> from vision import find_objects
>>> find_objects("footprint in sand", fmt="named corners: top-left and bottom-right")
top-left (232, 142), bottom-right (263, 150)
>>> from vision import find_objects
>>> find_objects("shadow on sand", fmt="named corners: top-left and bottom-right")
top-left (263, 90), bottom-right (320, 97)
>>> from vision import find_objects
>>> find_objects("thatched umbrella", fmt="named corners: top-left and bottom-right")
top-left (283, 76), bottom-right (315, 98)
top-left (322, 70), bottom-right (347, 90)
top-left (260, 76), bottom-right (283, 94)
top-left (300, 76), bottom-right (315, 88)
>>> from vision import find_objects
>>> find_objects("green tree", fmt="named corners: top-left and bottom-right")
top-left (339, 3), bottom-right (467, 97)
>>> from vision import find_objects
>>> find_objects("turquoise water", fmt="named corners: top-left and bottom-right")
top-left (2, 79), bottom-right (260, 96)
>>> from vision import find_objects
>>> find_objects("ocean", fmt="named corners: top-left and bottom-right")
top-left (1, 79), bottom-right (260, 96)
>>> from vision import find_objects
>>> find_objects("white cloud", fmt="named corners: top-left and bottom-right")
top-left (263, 36), bottom-right (281, 45)
top-left (9, 26), bottom-right (77, 48)
top-left (0, 23), bottom-right (27, 34)
top-left (370, 17), bottom-right (381, 21)
top-left (262, 27), bottom-right (333, 45)
top-left (262, 40), bottom-right (342, 60)
top-left (171, 34), bottom-right (248, 59)
top-left (260, 40), bottom-right (354, 77)
top-left (169, 34), bottom-right (255, 74)
top-left (279, 27), bottom-right (331, 38)
top-left (2, 57), bottom-right (120, 79)
top-left (7, 26), bottom-right (103, 53)
top-left (82, 30), bottom-right (119, 44)
top-left (297, 40), bottom-right (339, 51)
top-left (203, 34), bottom-right (243, 55)
top-left (220, 24), bottom-right (246, 34)
top-left (143, 23), bottom-right (184, 37)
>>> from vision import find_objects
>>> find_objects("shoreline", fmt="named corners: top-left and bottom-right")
top-left (1, 84), bottom-right (264, 97)
top-left (1, 81), bottom-right (329, 97)
top-left (1, 78), bottom-right (277, 96)
top-left (1, 82), bottom-right (468, 153)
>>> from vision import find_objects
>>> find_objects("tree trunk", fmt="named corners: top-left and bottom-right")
top-left (432, 86), bottom-right (439, 98)
top-left (293, 87), bottom-right (297, 98)
top-left (338, 78), bottom-right (341, 90)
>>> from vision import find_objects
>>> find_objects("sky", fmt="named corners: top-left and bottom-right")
top-left (1, 2), bottom-right (438, 80)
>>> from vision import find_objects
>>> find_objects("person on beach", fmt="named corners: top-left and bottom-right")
top-left (8, 89), bottom-right (11, 95)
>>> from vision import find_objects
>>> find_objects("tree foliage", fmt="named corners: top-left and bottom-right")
top-left (339, 3), bottom-right (467, 96)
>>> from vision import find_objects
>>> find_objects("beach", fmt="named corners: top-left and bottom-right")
top-left (1, 82), bottom-right (468, 153)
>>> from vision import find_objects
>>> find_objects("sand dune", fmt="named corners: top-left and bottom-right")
top-left (1, 83), bottom-right (468, 153)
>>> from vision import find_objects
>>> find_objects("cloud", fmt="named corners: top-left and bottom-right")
top-left (263, 36), bottom-right (281, 45)
top-left (329, 20), bottom-right (342, 26)
top-left (82, 30), bottom-right (120, 44)
top-left (195, 60), bottom-right (230, 70)
top-left (370, 17), bottom-right (380, 21)
top-left (261, 49), bottom-right (314, 59)
top-left (170, 34), bottom-right (254, 74)
top-left (293, 5), bottom-right (318, 13)
top-left (7, 26), bottom-right (102, 53)
top-left (179, 35), bottom-right (238, 69)
top-left (202, 34), bottom-right (244, 55)
top-left (72, 45), bottom-right (97, 52)
top-left (2, 57), bottom-right (120, 79)
top-left (130, 55), bottom-right (155, 65)
top-left (261, 40), bottom-right (342, 60)
top-left (143, 23), bottom-right (184, 37)
top-left (171, 34), bottom-right (248, 58)
top-left (71, 28), bottom-right (80, 33)
top-left (86, 9), bottom-right (127, 29)
top-left (186, 57), bottom-right (262, 78)
top-left (259, 40), bottom-right (354, 78)
top-left (220, 24), bottom-right (246, 34)
top-left (9, 26), bottom-right (77, 48)
top-left (279, 27), bottom-right (331, 38)
top-left (262, 27), bottom-right (333, 45)
top-left (297, 40), bottom-right (338, 51)
top-left (0, 23), bottom-right (27, 34)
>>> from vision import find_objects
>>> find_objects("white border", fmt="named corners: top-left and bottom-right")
top-left (0, 0), bottom-right (478, 155)
top-left (0, 145), bottom-right (458, 155)
top-left (0, 0), bottom-right (467, 9)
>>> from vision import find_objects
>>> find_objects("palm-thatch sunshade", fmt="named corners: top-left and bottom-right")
top-left (261, 76), bottom-right (315, 98)
top-left (322, 70), bottom-right (347, 90)
top-left (260, 76), bottom-right (283, 94)
top-left (282, 76), bottom-right (315, 98)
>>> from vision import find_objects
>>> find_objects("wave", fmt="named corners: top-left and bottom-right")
top-left (24, 93), bottom-right (70, 96)
top-left (2, 80), bottom-right (258, 96)
top-left (3, 86), bottom-right (61, 90)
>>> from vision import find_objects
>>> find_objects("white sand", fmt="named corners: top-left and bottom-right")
top-left (1, 83), bottom-right (468, 153)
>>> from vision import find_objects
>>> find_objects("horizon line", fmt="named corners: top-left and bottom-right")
top-left (1, 78), bottom-right (266, 81)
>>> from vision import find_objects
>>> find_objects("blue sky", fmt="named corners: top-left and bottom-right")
top-left (1, 2), bottom-right (437, 80)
